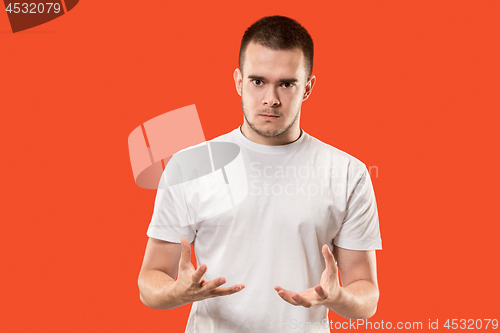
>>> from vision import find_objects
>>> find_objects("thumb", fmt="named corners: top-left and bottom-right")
top-left (179, 238), bottom-right (191, 269)
top-left (322, 244), bottom-right (337, 271)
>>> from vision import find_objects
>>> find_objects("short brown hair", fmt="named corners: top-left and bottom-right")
top-left (239, 16), bottom-right (314, 76)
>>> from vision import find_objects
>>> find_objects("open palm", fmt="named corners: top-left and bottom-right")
top-left (274, 244), bottom-right (341, 308)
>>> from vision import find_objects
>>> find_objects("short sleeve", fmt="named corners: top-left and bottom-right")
top-left (333, 166), bottom-right (382, 250)
top-left (146, 170), bottom-right (197, 244)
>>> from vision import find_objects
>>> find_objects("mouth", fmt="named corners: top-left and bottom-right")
top-left (259, 114), bottom-right (279, 119)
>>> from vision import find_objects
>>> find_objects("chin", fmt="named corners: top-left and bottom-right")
top-left (256, 122), bottom-right (279, 131)
top-left (256, 125), bottom-right (288, 137)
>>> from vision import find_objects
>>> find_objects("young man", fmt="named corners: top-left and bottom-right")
top-left (138, 16), bottom-right (382, 332)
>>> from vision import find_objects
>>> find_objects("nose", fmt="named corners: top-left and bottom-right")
top-left (262, 87), bottom-right (280, 107)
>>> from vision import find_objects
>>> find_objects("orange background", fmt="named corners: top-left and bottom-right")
top-left (1, 0), bottom-right (499, 331)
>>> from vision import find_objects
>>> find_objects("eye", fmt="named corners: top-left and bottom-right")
top-left (252, 79), bottom-right (263, 86)
top-left (281, 82), bottom-right (294, 89)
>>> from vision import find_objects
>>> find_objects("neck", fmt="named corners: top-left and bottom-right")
top-left (240, 123), bottom-right (302, 146)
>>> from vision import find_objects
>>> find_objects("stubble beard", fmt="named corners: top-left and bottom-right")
top-left (241, 93), bottom-right (301, 138)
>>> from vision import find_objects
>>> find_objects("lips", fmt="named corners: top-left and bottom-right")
top-left (260, 114), bottom-right (279, 119)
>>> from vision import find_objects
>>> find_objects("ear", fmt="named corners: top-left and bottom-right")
top-left (233, 68), bottom-right (243, 96)
top-left (303, 75), bottom-right (316, 101)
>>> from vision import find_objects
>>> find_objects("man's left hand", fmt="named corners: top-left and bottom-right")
top-left (274, 244), bottom-right (343, 308)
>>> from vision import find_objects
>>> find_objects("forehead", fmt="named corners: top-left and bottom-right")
top-left (243, 42), bottom-right (306, 79)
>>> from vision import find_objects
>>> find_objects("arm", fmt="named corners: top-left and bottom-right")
top-left (138, 237), bottom-right (183, 310)
top-left (275, 245), bottom-right (379, 320)
top-left (329, 246), bottom-right (379, 319)
top-left (138, 237), bottom-right (245, 310)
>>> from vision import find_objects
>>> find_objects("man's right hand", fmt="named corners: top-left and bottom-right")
top-left (169, 238), bottom-right (245, 304)
top-left (138, 237), bottom-right (245, 310)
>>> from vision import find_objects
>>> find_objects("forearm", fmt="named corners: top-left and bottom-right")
top-left (326, 280), bottom-right (379, 320)
top-left (138, 270), bottom-right (187, 310)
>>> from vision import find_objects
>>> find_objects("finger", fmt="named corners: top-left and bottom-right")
top-left (291, 293), bottom-right (313, 308)
top-left (276, 288), bottom-right (300, 306)
top-left (211, 284), bottom-right (246, 297)
top-left (191, 264), bottom-right (207, 284)
top-left (314, 285), bottom-right (328, 300)
top-left (179, 238), bottom-right (191, 269)
top-left (201, 276), bottom-right (226, 291)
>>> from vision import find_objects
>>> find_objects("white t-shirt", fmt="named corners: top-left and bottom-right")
top-left (147, 127), bottom-right (382, 333)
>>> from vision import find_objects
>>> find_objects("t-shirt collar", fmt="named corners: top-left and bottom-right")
top-left (233, 126), bottom-right (307, 154)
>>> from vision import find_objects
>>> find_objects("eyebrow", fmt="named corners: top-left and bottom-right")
top-left (247, 75), bottom-right (299, 84)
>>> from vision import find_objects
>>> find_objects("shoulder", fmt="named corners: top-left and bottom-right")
top-left (163, 128), bottom-right (239, 186)
top-left (303, 132), bottom-right (367, 171)
top-left (174, 128), bottom-right (237, 155)
top-left (209, 129), bottom-right (238, 144)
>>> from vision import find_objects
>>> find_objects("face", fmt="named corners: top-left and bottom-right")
top-left (234, 42), bottom-right (316, 145)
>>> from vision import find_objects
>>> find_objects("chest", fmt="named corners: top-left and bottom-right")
top-left (196, 157), bottom-right (345, 240)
